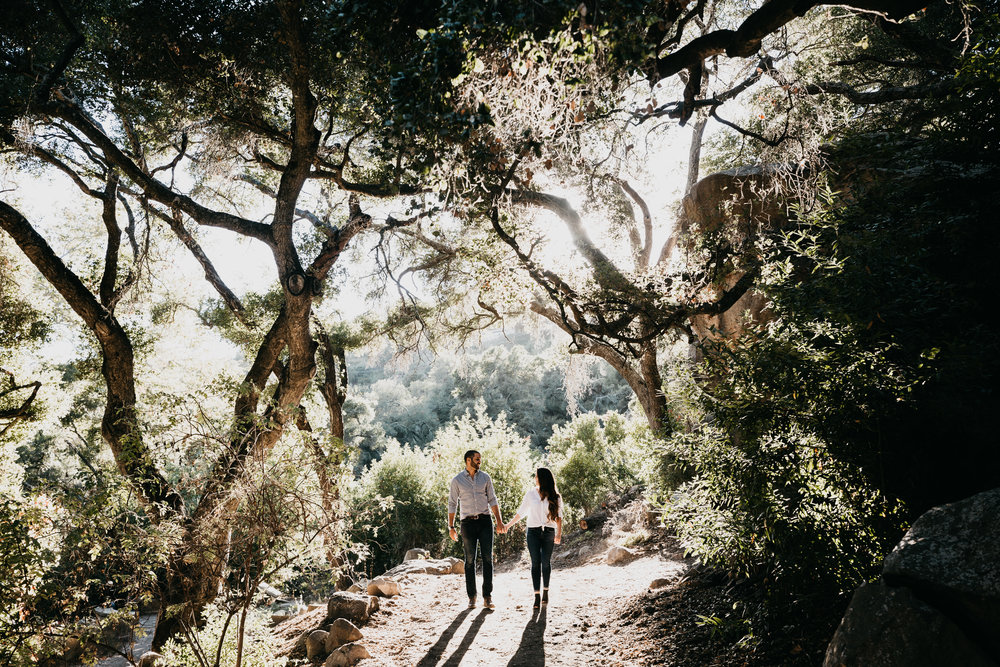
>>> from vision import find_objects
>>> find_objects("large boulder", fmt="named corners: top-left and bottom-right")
top-left (676, 166), bottom-right (785, 344)
top-left (326, 592), bottom-right (376, 626)
top-left (325, 618), bottom-right (364, 652)
top-left (824, 582), bottom-right (993, 667)
top-left (825, 488), bottom-right (1000, 666)
top-left (882, 488), bottom-right (1000, 658)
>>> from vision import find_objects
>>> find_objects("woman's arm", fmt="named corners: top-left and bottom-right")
top-left (554, 517), bottom-right (562, 544)
top-left (504, 513), bottom-right (525, 532)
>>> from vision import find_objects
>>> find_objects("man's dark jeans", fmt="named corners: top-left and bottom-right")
top-left (460, 515), bottom-right (493, 598)
top-left (526, 526), bottom-right (555, 591)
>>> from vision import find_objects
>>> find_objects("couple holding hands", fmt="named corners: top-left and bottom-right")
top-left (447, 450), bottom-right (563, 610)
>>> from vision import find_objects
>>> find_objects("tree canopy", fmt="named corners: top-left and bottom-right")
top-left (2, 0), bottom-right (998, 660)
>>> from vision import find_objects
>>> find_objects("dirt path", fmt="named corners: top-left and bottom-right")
top-left (354, 540), bottom-right (690, 666)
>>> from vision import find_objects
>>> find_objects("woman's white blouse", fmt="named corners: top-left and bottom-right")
top-left (516, 487), bottom-right (562, 528)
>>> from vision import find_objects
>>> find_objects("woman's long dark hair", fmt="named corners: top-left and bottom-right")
top-left (536, 467), bottom-right (560, 522)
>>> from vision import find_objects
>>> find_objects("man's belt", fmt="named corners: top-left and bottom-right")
top-left (461, 513), bottom-right (490, 521)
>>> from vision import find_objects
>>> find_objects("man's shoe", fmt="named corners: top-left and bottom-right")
top-left (484, 597), bottom-right (495, 609)
top-left (468, 596), bottom-right (477, 608)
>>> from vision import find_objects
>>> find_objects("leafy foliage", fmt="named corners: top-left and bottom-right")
top-left (343, 335), bottom-right (632, 465)
top-left (161, 602), bottom-right (280, 667)
top-left (547, 412), bottom-right (654, 521)
top-left (661, 137), bottom-right (999, 593)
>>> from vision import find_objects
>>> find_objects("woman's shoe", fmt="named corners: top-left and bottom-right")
top-left (541, 589), bottom-right (549, 605)
top-left (533, 593), bottom-right (541, 609)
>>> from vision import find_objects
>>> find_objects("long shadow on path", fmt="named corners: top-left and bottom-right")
top-left (440, 609), bottom-right (492, 667)
top-left (506, 607), bottom-right (547, 667)
top-left (414, 607), bottom-right (485, 667)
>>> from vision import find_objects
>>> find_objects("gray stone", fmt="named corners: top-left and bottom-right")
top-left (324, 642), bottom-right (371, 667)
top-left (383, 557), bottom-right (457, 578)
top-left (404, 548), bottom-right (430, 561)
top-left (882, 488), bottom-right (1000, 658)
top-left (137, 651), bottom-right (163, 667)
top-left (823, 581), bottom-right (994, 667)
top-left (606, 546), bottom-right (635, 565)
top-left (325, 618), bottom-right (364, 652)
top-left (367, 576), bottom-right (403, 597)
top-left (825, 487), bottom-right (1000, 665)
top-left (306, 629), bottom-right (329, 660)
top-left (326, 591), bottom-right (374, 626)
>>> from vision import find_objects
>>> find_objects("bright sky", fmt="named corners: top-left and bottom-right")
top-left (1, 98), bottom-right (717, 375)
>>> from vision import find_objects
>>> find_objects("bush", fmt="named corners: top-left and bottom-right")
top-left (347, 442), bottom-right (442, 577)
top-left (662, 424), bottom-right (905, 594)
top-left (161, 603), bottom-right (280, 667)
top-left (547, 412), bottom-right (653, 526)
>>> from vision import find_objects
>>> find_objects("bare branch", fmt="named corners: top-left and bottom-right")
top-left (307, 194), bottom-right (372, 280)
top-left (617, 179), bottom-right (654, 271)
top-left (99, 171), bottom-right (121, 308)
top-left (46, 99), bottom-right (274, 243)
top-left (159, 204), bottom-right (252, 327)
top-left (650, 0), bottom-right (927, 89)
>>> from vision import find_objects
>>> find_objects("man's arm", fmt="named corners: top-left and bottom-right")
top-left (448, 477), bottom-right (459, 541)
top-left (486, 476), bottom-right (505, 534)
top-left (491, 503), bottom-right (505, 534)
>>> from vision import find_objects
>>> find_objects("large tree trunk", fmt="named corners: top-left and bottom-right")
top-left (529, 301), bottom-right (671, 436)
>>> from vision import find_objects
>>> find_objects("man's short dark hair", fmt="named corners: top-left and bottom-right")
top-left (464, 450), bottom-right (479, 464)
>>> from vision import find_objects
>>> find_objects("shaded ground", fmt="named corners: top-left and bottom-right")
top-left (616, 571), bottom-right (849, 667)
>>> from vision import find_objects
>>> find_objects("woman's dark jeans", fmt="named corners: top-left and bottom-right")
top-left (460, 515), bottom-right (494, 598)
top-left (526, 526), bottom-right (555, 591)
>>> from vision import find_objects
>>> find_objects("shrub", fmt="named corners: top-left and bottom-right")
top-left (347, 442), bottom-right (441, 577)
top-left (547, 412), bottom-right (653, 525)
top-left (662, 423), bottom-right (906, 595)
top-left (160, 603), bottom-right (280, 667)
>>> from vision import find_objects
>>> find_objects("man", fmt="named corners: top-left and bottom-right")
top-left (448, 449), bottom-right (506, 609)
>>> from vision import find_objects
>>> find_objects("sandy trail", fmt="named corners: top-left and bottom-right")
top-left (356, 541), bottom-right (689, 667)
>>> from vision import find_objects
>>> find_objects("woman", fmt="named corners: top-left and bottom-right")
top-left (504, 467), bottom-right (563, 609)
